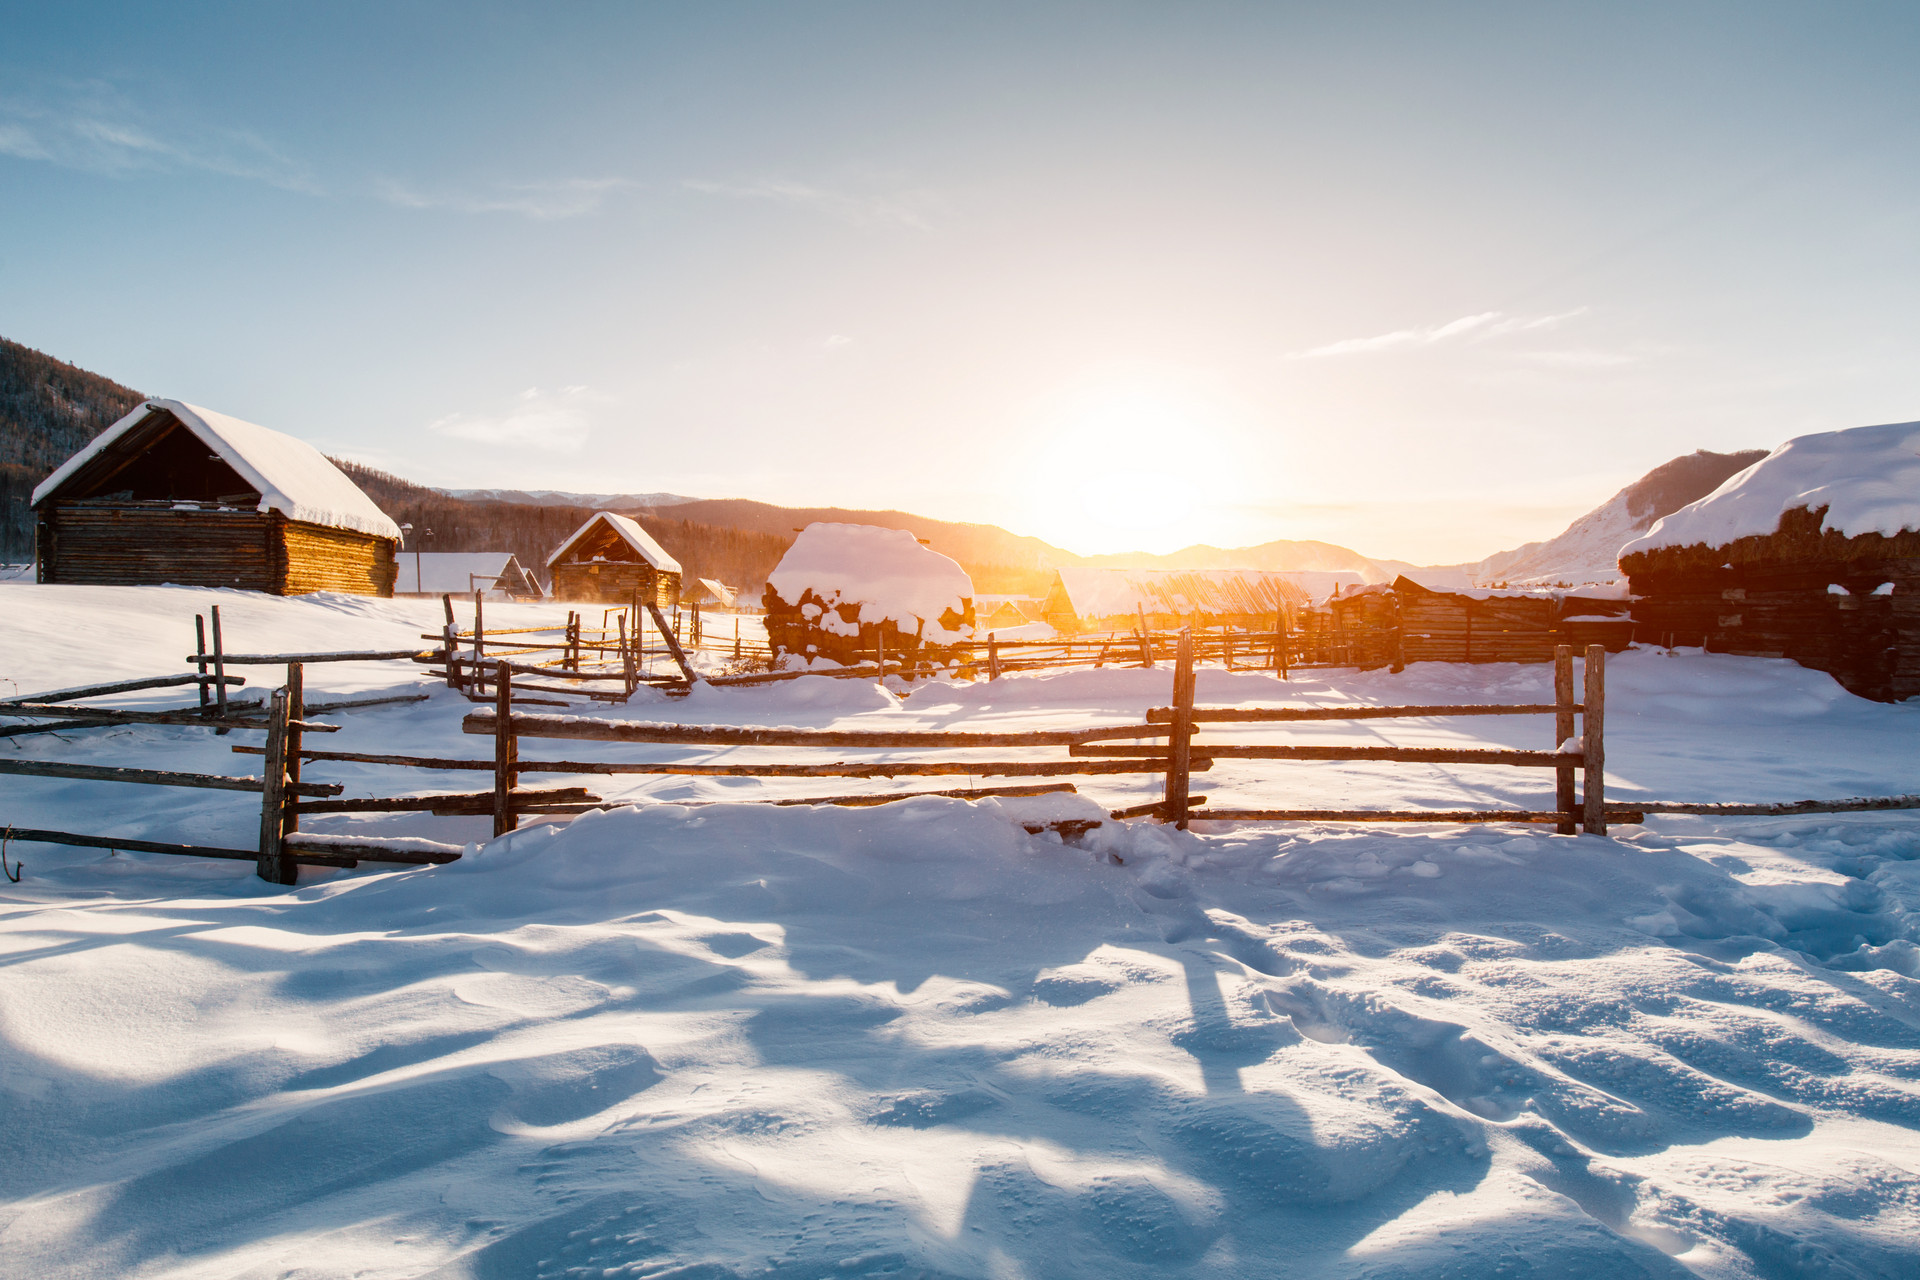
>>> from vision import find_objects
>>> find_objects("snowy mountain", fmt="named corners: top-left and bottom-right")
top-left (1467, 448), bottom-right (1767, 586)
top-left (1077, 538), bottom-right (1393, 579)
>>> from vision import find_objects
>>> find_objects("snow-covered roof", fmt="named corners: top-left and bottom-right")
top-left (1051, 568), bottom-right (1307, 619)
top-left (1622, 420), bottom-right (1920, 558)
top-left (546, 511), bottom-right (683, 573)
top-left (31, 399), bottom-right (401, 539)
top-left (395, 552), bottom-right (533, 595)
top-left (692, 577), bottom-right (738, 607)
top-left (767, 523), bottom-right (973, 639)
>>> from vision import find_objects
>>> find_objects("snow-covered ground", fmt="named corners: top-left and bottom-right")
top-left (3, 584), bottom-right (1919, 1278)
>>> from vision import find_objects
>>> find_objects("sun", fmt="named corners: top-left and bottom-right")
top-left (1013, 374), bottom-right (1251, 554)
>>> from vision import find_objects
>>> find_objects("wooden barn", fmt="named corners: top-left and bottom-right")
top-left (546, 511), bottom-right (683, 606)
top-left (1310, 578), bottom-right (1635, 669)
top-left (31, 399), bottom-right (399, 595)
top-left (683, 577), bottom-right (740, 609)
top-left (395, 551), bottom-right (541, 600)
top-left (762, 523), bottom-right (976, 671)
top-left (1042, 568), bottom-right (1310, 634)
top-left (1620, 421), bottom-right (1920, 701)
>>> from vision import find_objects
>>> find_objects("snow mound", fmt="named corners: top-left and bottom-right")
top-left (32, 399), bottom-right (401, 539)
top-left (767, 522), bottom-right (973, 640)
top-left (1625, 420), bottom-right (1920, 556)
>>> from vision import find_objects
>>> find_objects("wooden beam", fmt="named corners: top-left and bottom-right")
top-left (187, 648), bottom-right (433, 665)
top-left (256, 688), bottom-right (293, 885)
top-left (0, 758), bottom-right (340, 795)
top-left (1075, 743), bottom-right (1581, 767)
top-left (1583, 645), bottom-right (1607, 836)
top-left (293, 786), bottom-right (598, 815)
top-left (462, 712), bottom-right (1173, 748)
top-left (1, 826), bottom-right (355, 867)
top-left (0, 671), bottom-right (246, 707)
top-left (1192, 808), bottom-right (1646, 824)
top-left (1164, 629), bottom-right (1195, 829)
top-left (0, 702), bottom-right (336, 731)
top-left (1554, 645), bottom-right (1576, 835)
top-left (1147, 703), bottom-right (1584, 723)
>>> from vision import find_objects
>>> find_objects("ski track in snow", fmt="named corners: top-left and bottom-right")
top-left (2, 585), bottom-right (1918, 1278)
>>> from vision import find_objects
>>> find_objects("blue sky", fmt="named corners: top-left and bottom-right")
top-left (3, 2), bottom-right (1918, 560)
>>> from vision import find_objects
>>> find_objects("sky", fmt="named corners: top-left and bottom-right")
top-left (3, 2), bottom-right (1919, 563)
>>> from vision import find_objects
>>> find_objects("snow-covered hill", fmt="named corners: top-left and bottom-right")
top-left (1471, 449), bottom-right (1767, 587)
top-left (442, 486), bottom-right (702, 508)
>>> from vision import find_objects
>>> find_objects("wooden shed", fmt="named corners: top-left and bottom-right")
top-left (683, 577), bottom-right (740, 609)
top-left (1620, 421), bottom-right (1920, 701)
top-left (31, 399), bottom-right (399, 595)
top-left (1309, 578), bottom-right (1635, 669)
top-left (762, 523), bottom-right (976, 671)
top-left (546, 511), bottom-right (683, 606)
top-left (1042, 568), bottom-right (1310, 634)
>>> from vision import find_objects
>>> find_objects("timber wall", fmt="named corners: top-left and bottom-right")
top-left (550, 561), bottom-right (678, 606)
top-left (36, 503), bottom-right (395, 596)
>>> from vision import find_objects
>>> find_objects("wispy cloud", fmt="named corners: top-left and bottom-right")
top-left (378, 177), bottom-right (634, 220)
top-left (1290, 308), bottom-right (1588, 359)
top-left (428, 386), bottom-right (603, 452)
top-left (682, 177), bottom-right (940, 230)
top-left (0, 79), bottom-right (319, 192)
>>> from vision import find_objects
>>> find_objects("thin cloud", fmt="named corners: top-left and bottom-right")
top-left (1291, 308), bottom-right (1588, 359)
top-left (0, 80), bottom-right (319, 192)
top-left (428, 386), bottom-right (602, 452)
top-left (682, 177), bottom-right (940, 230)
top-left (378, 176), bottom-right (634, 220)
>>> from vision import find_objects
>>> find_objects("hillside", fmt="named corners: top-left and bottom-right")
top-left (1469, 448), bottom-right (1768, 586)
top-left (0, 338), bottom-right (146, 559)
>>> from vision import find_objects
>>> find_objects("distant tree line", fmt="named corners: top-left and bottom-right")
top-left (0, 337), bottom-right (146, 560)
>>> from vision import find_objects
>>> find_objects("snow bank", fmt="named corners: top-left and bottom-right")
top-left (767, 523), bottom-right (973, 641)
top-left (1624, 420), bottom-right (1920, 556)
top-left (393, 551), bottom-right (522, 595)
top-left (32, 399), bottom-right (401, 539)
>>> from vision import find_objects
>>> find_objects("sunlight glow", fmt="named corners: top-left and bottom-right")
top-left (1014, 374), bottom-right (1266, 555)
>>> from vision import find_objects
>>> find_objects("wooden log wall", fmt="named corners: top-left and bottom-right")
top-left (761, 586), bottom-right (977, 674)
top-left (549, 560), bottom-right (678, 606)
top-left (36, 502), bottom-right (396, 597)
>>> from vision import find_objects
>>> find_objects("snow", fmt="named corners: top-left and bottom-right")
top-left (544, 511), bottom-right (683, 573)
top-left (1625, 420), bottom-right (1920, 557)
top-left (4, 583), bottom-right (1920, 1276)
top-left (30, 400), bottom-right (402, 540)
top-left (767, 523), bottom-right (974, 642)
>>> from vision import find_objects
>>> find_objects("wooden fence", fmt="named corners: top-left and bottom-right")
top-left (14, 612), bottom-right (1920, 885)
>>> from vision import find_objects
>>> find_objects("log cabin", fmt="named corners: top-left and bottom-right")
top-left (762, 523), bottom-right (976, 671)
top-left (31, 399), bottom-right (400, 595)
top-left (546, 511), bottom-right (683, 606)
top-left (1620, 420), bottom-right (1920, 702)
top-left (1042, 568), bottom-right (1310, 634)
top-left (1310, 578), bottom-right (1634, 669)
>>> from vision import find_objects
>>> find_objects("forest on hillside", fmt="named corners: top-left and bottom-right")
top-left (0, 337), bottom-right (146, 559)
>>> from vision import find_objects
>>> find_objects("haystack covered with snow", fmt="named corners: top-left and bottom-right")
top-left (763, 522), bottom-right (975, 671)
top-left (31, 398), bottom-right (400, 595)
top-left (1620, 420), bottom-right (1920, 701)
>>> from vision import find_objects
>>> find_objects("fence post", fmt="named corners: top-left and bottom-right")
top-left (1163, 628), bottom-right (1195, 828)
top-left (442, 594), bottom-right (459, 691)
top-left (988, 632), bottom-right (1001, 681)
top-left (194, 614), bottom-right (212, 716)
top-left (211, 605), bottom-right (230, 734)
top-left (1553, 645), bottom-right (1576, 834)
top-left (493, 662), bottom-right (518, 837)
top-left (284, 662), bottom-right (304, 838)
top-left (472, 591), bottom-right (486, 698)
top-left (618, 613), bottom-right (634, 695)
top-left (1137, 605), bottom-right (1152, 666)
top-left (256, 687), bottom-right (292, 884)
top-left (1582, 645), bottom-right (1606, 835)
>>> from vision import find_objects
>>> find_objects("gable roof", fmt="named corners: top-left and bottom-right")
top-left (546, 510), bottom-right (683, 573)
top-left (31, 399), bottom-right (401, 539)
